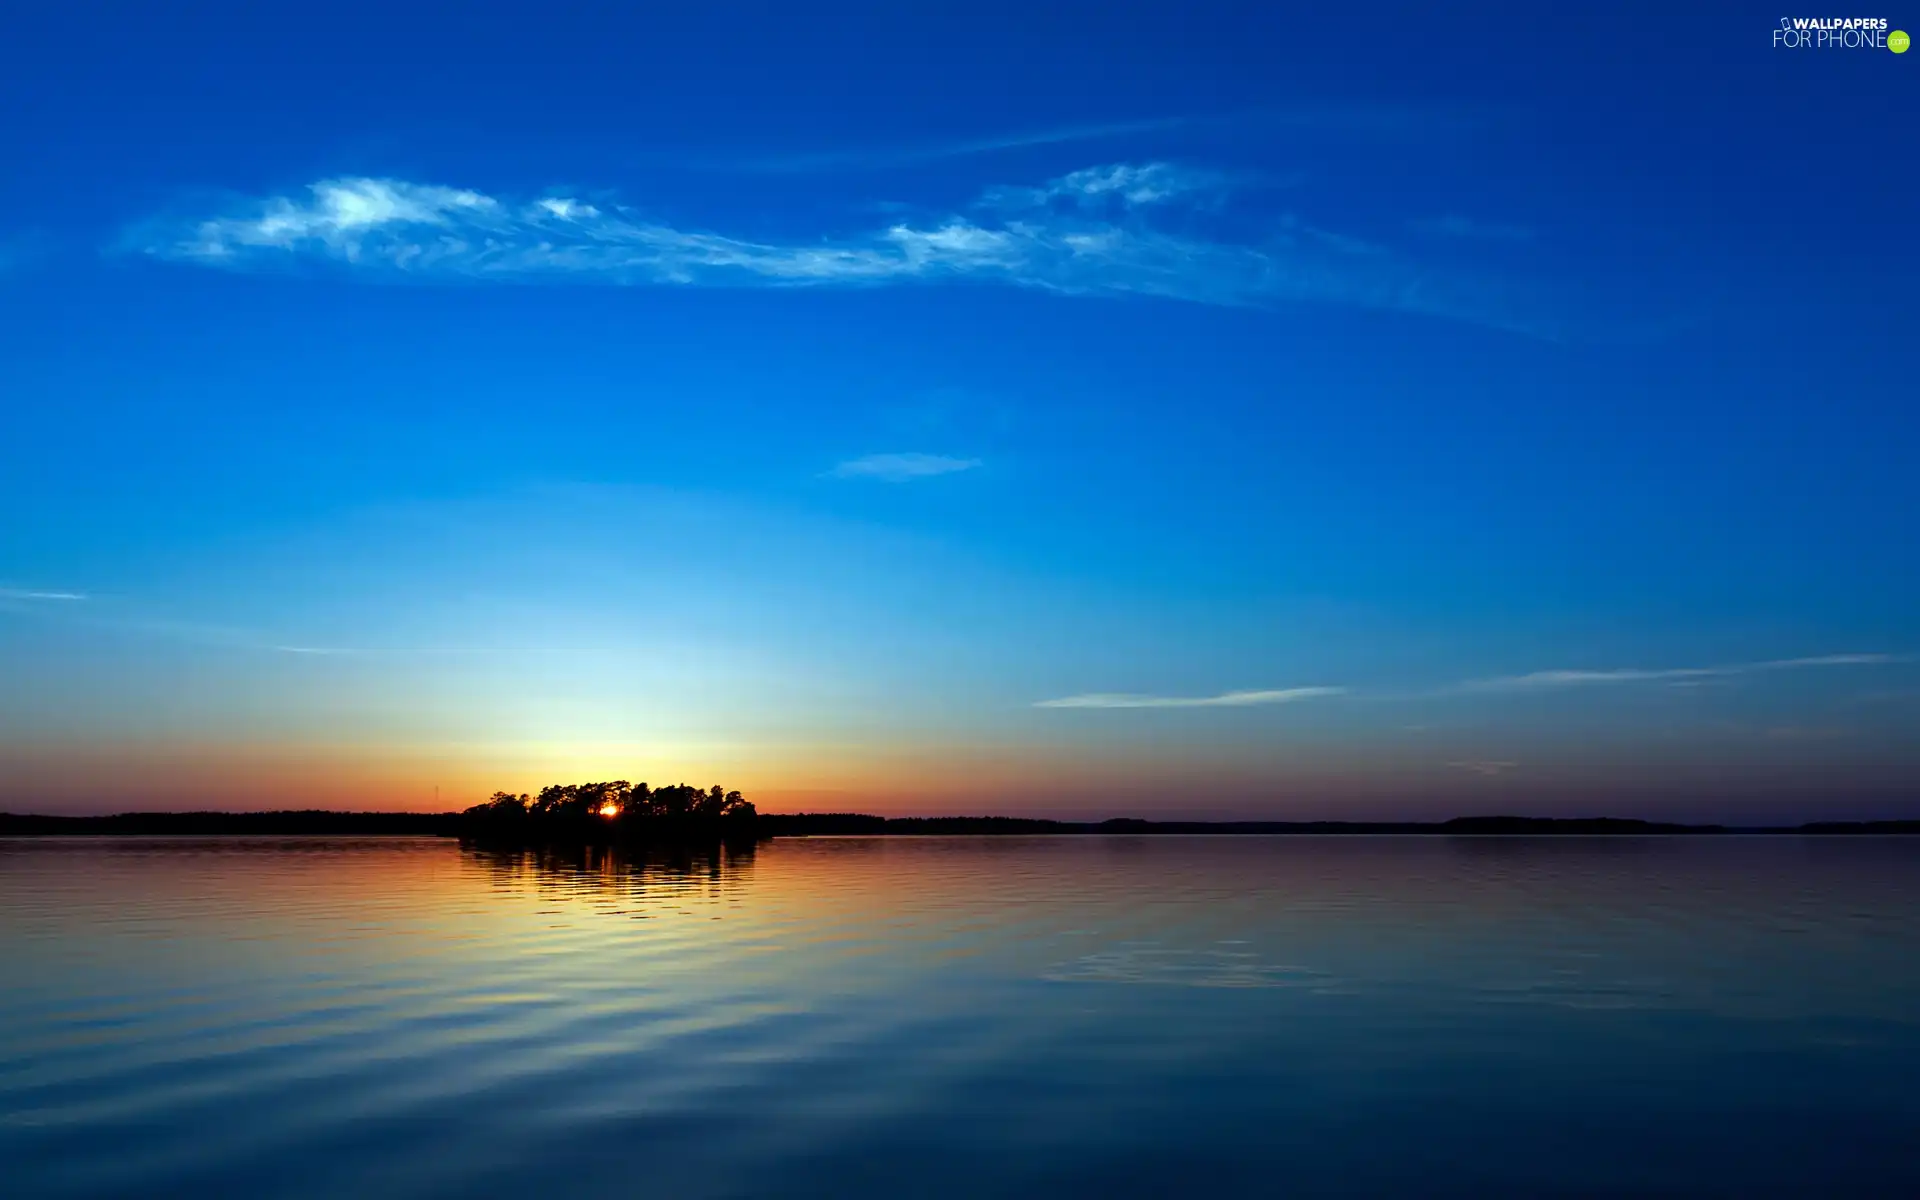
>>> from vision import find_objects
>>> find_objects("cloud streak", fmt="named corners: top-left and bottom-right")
top-left (729, 117), bottom-right (1194, 172)
top-left (1040, 654), bottom-right (1905, 712)
top-left (1453, 654), bottom-right (1902, 694)
top-left (1035, 687), bottom-right (1347, 709)
top-left (0, 587), bottom-right (87, 602)
top-left (692, 106), bottom-right (1472, 174)
top-left (1447, 760), bottom-right (1519, 776)
top-left (981, 162), bottom-right (1230, 211)
top-left (828, 453), bottom-right (982, 482)
top-left (138, 167), bottom-right (1553, 335)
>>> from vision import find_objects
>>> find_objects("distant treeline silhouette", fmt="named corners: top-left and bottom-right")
top-left (3, 810), bottom-right (1917, 838)
top-left (0, 810), bottom-right (460, 836)
top-left (755, 814), bottom-right (1920, 837)
top-left (460, 781), bottom-right (758, 846)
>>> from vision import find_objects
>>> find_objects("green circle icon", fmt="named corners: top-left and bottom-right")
top-left (1893, 29), bottom-right (1912, 52)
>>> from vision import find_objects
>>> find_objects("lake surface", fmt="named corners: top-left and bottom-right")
top-left (4, 835), bottom-right (1919, 1198)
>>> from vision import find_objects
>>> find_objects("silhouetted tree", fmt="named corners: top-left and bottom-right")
top-left (462, 777), bottom-right (755, 847)
top-left (465, 792), bottom-right (530, 820)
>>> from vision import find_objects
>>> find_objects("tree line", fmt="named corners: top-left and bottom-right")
top-left (462, 781), bottom-right (757, 843)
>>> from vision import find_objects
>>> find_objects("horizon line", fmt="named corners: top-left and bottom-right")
top-left (5, 808), bottom-right (1916, 833)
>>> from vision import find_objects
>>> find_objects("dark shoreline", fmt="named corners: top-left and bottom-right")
top-left (2, 811), bottom-right (1917, 837)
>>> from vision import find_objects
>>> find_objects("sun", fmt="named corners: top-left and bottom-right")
top-left (598, 802), bottom-right (619, 818)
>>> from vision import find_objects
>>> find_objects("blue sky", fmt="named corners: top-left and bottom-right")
top-left (2, 1), bottom-right (1916, 819)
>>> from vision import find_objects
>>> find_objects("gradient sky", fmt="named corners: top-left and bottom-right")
top-left (2, 1), bottom-right (1915, 820)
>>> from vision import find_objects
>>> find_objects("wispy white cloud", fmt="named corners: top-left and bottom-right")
top-left (153, 178), bottom-right (924, 282)
top-left (1035, 687), bottom-right (1346, 709)
top-left (1410, 214), bottom-right (1534, 242)
top-left (828, 453), bottom-right (982, 482)
top-left (981, 162), bottom-right (1228, 211)
top-left (137, 167), bottom-right (1554, 335)
top-left (721, 107), bottom-right (1475, 174)
top-left (0, 587), bottom-right (87, 602)
top-left (731, 117), bottom-right (1194, 172)
top-left (1761, 654), bottom-right (1903, 668)
top-left (1040, 654), bottom-right (1904, 712)
top-left (1462, 667), bottom-right (1722, 690)
top-left (1453, 654), bottom-right (1902, 694)
top-left (1447, 760), bottom-right (1519, 776)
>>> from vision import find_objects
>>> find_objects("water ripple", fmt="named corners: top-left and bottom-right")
top-left (4, 835), bottom-right (1920, 1197)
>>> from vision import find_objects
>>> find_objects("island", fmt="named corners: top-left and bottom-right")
top-left (459, 781), bottom-right (759, 846)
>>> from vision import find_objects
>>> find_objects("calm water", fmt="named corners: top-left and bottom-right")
top-left (3, 836), bottom-right (1919, 1198)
